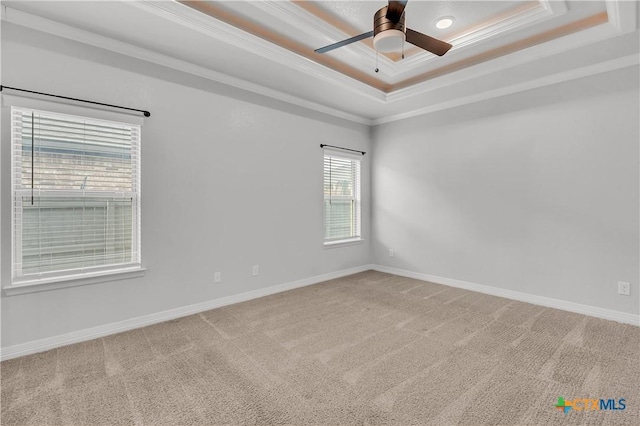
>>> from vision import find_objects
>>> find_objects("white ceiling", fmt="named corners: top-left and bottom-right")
top-left (2, 1), bottom-right (638, 125)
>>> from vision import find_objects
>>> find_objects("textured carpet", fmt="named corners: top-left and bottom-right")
top-left (2, 271), bottom-right (639, 425)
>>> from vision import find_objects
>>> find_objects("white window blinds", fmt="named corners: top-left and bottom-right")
top-left (11, 107), bottom-right (141, 283)
top-left (323, 150), bottom-right (361, 242)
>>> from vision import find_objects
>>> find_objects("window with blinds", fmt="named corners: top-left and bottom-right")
top-left (323, 150), bottom-right (361, 243)
top-left (11, 107), bottom-right (141, 284)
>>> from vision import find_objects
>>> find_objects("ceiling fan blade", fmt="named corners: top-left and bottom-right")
top-left (406, 28), bottom-right (452, 56)
top-left (386, 1), bottom-right (408, 22)
top-left (315, 31), bottom-right (374, 54)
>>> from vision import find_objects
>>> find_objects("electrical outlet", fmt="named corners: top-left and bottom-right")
top-left (214, 272), bottom-right (221, 283)
top-left (252, 265), bottom-right (259, 276)
top-left (389, 248), bottom-right (395, 258)
top-left (618, 282), bottom-right (630, 296)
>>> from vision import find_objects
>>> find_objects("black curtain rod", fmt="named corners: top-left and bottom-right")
top-left (320, 144), bottom-right (366, 155)
top-left (0, 85), bottom-right (151, 117)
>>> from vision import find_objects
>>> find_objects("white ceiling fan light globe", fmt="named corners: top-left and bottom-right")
top-left (373, 29), bottom-right (406, 53)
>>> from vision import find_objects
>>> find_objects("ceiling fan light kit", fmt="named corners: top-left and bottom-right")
top-left (315, 1), bottom-right (452, 58)
top-left (373, 5), bottom-right (406, 53)
top-left (373, 29), bottom-right (405, 53)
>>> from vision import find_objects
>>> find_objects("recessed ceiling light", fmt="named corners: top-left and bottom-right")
top-left (435, 17), bottom-right (454, 30)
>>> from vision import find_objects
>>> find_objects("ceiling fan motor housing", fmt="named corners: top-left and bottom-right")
top-left (373, 6), bottom-right (406, 52)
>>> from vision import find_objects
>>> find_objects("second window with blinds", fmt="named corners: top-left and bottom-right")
top-left (323, 149), bottom-right (362, 245)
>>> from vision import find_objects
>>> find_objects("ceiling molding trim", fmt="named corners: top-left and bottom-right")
top-left (545, 0), bottom-right (570, 16)
top-left (373, 53), bottom-right (639, 126)
top-left (448, 0), bottom-right (557, 49)
top-left (606, 0), bottom-right (638, 33)
top-left (2, 7), bottom-right (372, 126)
top-left (277, 0), bottom-right (565, 78)
top-left (397, 0), bottom-right (561, 72)
top-left (250, 0), bottom-right (397, 70)
top-left (283, 0), bottom-right (566, 79)
top-left (385, 14), bottom-right (620, 104)
top-left (132, 1), bottom-right (386, 102)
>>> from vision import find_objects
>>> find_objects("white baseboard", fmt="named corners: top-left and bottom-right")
top-left (373, 265), bottom-right (639, 326)
top-left (4, 263), bottom-right (636, 361)
top-left (0, 264), bottom-right (375, 361)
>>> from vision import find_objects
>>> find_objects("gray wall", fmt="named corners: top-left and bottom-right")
top-left (372, 67), bottom-right (640, 315)
top-left (2, 22), bottom-right (638, 351)
top-left (1, 24), bottom-right (371, 348)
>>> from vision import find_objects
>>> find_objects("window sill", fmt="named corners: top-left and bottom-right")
top-left (4, 267), bottom-right (146, 296)
top-left (323, 238), bottom-right (365, 249)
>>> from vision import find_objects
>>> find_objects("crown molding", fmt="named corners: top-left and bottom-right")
top-left (385, 10), bottom-right (627, 104)
top-left (605, 0), bottom-right (637, 33)
top-left (149, 0), bottom-right (634, 92)
top-left (1, 6), bottom-right (373, 126)
top-left (373, 53), bottom-right (639, 126)
top-left (2, 1), bottom-right (635, 128)
top-left (396, 0), bottom-right (564, 75)
top-left (250, 0), bottom-right (397, 74)
top-left (130, 0), bottom-right (386, 103)
top-left (250, 0), bottom-right (397, 72)
top-left (256, 0), bottom-right (565, 80)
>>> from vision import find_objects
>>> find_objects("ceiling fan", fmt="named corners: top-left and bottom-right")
top-left (314, 0), bottom-right (452, 57)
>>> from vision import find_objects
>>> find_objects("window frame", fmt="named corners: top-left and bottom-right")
top-left (322, 148), bottom-right (363, 247)
top-left (4, 96), bottom-right (145, 295)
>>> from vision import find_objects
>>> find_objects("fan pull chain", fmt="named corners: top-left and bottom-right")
top-left (402, 38), bottom-right (405, 59)
top-left (375, 51), bottom-right (379, 73)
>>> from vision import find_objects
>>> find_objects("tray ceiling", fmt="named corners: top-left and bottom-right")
top-left (182, 0), bottom-right (608, 92)
top-left (1, 1), bottom-right (638, 124)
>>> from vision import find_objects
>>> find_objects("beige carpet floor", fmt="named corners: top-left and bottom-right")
top-left (1, 271), bottom-right (639, 425)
